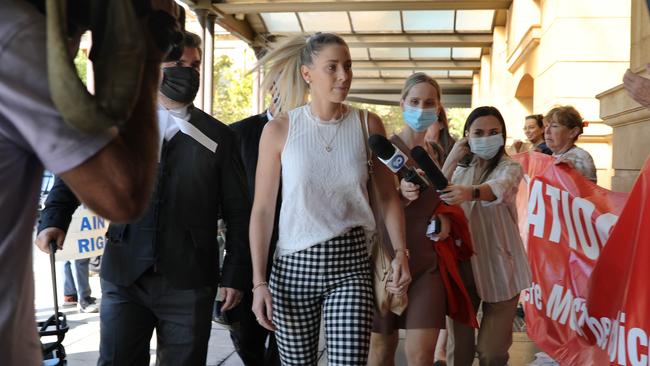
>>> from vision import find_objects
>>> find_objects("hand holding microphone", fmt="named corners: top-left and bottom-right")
top-left (439, 184), bottom-right (474, 205)
top-left (368, 135), bottom-right (428, 189)
top-left (410, 146), bottom-right (448, 190)
top-left (410, 146), bottom-right (472, 204)
top-left (400, 177), bottom-right (423, 201)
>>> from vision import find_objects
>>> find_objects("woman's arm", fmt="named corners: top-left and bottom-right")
top-left (442, 137), bottom-right (470, 181)
top-left (249, 115), bottom-right (287, 331)
top-left (440, 159), bottom-right (522, 206)
top-left (367, 112), bottom-right (411, 292)
top-left (439, 182), bottom-right (497, 206)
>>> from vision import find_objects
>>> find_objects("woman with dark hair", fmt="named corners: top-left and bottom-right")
top-left (511, 114), bottom-right (552, 155)
top-left (248, 33), bottom-right (411, 365)
top-left (439, 106), bottom-right (532, 366)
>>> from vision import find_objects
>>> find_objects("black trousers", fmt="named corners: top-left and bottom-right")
top-left (98, 272), bottom-right (216, 366)
top-left (229, 289), bottom-right (281, 366)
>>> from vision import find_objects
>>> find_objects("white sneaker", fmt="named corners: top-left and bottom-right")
top-left (77, 297), bottom-right (99, 313)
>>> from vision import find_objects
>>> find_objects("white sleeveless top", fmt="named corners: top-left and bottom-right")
top-left (276, 104), bottom-right (375, 256)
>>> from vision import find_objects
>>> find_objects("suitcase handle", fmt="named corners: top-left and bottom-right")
top-left (48, 240), bottom-right (61, 331)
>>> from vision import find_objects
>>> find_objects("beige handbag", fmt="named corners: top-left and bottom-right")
top-left (359, 109), bottom-right (408, 316)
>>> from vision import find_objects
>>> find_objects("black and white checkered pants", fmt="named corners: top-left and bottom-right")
top-left (270, 227), bottom-right (374, 366)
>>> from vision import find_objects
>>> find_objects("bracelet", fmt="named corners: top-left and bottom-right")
top-left (252, 281), bottom-right (268, 292)
top-left (472, 185), bottom-right (481, 201)
top-left (394, 248), bottom-right (410, 259)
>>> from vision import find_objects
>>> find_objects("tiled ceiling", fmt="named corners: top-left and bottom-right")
top-left (260, 9), bottom-right (495, 34)
top-left (200, 0), bottom-right (512, 106)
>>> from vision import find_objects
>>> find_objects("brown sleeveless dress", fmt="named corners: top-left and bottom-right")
top-left (372, 135), bottom-right (447, 333)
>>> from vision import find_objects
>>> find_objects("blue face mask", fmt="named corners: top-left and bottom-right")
top-left (402, 106), bottom-right (438, 132)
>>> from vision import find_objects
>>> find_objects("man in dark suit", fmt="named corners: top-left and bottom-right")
top-left (35, 31), bottom-right (251, 366)
top-left (226, 103), bottom-right (281, 365)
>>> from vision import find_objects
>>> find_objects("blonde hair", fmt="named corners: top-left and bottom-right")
top-left (402, 72), bottom-right (456, 157)
top-left (401, 72), bottom-right (442, 102)
top-left (401, 72), bottom-right (444, 120)
top-left (252, 33), bottom-right (348, 114)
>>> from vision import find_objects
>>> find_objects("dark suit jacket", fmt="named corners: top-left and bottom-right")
top-left (229, 112), bottom-right (268, 199)
top-left (38, 177), bottom-right (80, 234)
top-left (230, 112), bottom-right (281, 279)
top-left (38, 106), bottom-right (251, 291)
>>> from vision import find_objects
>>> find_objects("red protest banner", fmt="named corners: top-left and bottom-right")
top-left (512, 152), bottom-right (629, 365)
top-left (585, 157), bottom-right (650, 366)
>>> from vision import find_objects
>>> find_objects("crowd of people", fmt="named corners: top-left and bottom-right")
top-left (2, 0), bottom-right (636, 365)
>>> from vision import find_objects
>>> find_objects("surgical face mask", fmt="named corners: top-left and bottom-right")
top-left (402, 106), bottom-right (438, 132)
top-left (469, 133), bottom-right (504, 160)
top-left (160, 66), bottom-right (200, 103)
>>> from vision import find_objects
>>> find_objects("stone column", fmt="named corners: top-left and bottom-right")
top-left (597, 0), bottom-right (650, 192)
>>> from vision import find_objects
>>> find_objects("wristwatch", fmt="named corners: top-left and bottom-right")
top-left (472, 185), bottom-right (480, 201)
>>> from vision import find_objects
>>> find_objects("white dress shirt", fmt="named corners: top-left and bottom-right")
top-left (156, 104), bottom-right (217, 157)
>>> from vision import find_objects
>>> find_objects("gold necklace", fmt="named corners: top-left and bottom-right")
top-left (310, 104), bottom-right (346, 152)
top-left (316, 121), bottom-right (343, 152)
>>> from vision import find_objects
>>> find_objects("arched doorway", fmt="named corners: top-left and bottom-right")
top-left (515, 74), bottom-right (534, 115)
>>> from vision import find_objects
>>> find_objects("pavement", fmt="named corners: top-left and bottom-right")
top-left (32, 244), bottom-right (551, 366)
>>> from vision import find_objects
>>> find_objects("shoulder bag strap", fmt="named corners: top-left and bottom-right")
top-left (360, 109), bottom-right (373, 175)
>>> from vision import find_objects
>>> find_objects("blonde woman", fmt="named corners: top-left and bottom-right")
top-left (248, 33), bottom-right (411, 365)
top-left (369, 73), bottom-right (448, 366)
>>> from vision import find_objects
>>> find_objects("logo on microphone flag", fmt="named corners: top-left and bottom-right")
top-left (389, 154), bottom-right (406, 171)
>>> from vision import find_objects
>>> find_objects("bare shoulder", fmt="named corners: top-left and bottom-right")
top-left (260, 112), bottom-right (289, 153)
top-left (365, 110), bottom-right (388, 136)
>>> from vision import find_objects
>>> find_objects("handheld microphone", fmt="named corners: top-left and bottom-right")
top-left (368, 134), bottom-right (427, 189)
top-left (410, 146), bottom-right (448, 190)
